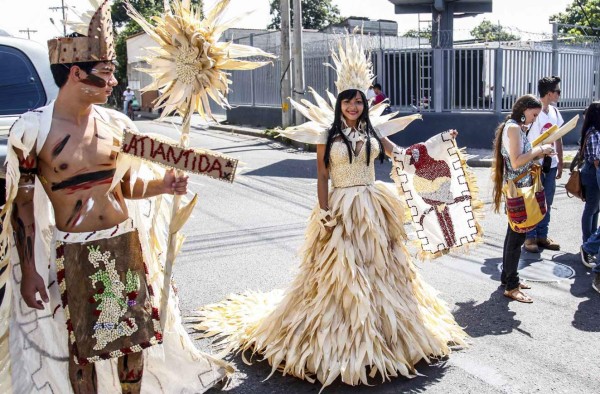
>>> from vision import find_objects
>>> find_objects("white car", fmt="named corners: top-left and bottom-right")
top-left (0, 36), bottom-right (58, 179)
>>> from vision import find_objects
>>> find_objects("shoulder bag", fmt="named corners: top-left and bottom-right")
top-left (503, 165), bottom-right (547, 233)
top-left (565, 132), bottom-right (591, 201)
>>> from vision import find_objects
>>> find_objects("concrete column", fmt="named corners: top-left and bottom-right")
top-left (494, 48), bottom-right (504, 113)
top-left (280, 0), bottom-right (292, 128)
top-left (433, 48), bottom-right (443, 112)
top-left (292, 0), bottom-right (305, 124)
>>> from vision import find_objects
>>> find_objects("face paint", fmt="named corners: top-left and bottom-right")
top-left (80, 73), bottom-right (107, 88)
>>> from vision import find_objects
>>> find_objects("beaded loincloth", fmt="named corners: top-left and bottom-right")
top-left (55, 219), bottom-right (162, 365)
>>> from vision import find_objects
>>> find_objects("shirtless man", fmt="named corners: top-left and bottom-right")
top-left (12, 59), bottom-right (188, 393)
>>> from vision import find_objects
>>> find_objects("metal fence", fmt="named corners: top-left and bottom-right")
top-left (227, 39), bottom-right (600, 113)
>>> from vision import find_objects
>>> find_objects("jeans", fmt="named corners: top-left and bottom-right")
top-left (581, 161), bottom-right (600, 242)
top-left (582, 232), bottom-right (600, 274)
top-left (123, 100), bottom-right (130, 114)
top-left (526, 167), bottom-right (557, 240)
top-left (502, 225), bottom-right (526, 290)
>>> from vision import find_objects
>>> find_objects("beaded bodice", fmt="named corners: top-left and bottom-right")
top-left (329, 137), bottom-right (380, 188)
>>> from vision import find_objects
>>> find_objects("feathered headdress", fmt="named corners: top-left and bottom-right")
top-left (126, 0), bottom-right (276, 120)
top-left (47, 0), bottom-right (115, 65)
top-left (328, 33), bottom-right (374, 95)
top-left (279, 33), bottom-right (421, 144)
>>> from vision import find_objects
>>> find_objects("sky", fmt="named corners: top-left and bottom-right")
top-left (0, 0), bottom-right (574, 45)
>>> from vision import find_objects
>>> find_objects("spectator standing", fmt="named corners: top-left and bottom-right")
top-left (579, 103), bottom-right (600, 293)
top-left (491, 94), bottom-right (554, 303)
top-left (122, 86), bottom-right (135, 114)
top-left (524, 76), bottom-right (564, 253)
top-left (372, 83), bottom-right (387, 105)
top-left (579, 102), bottom-right (600, 244)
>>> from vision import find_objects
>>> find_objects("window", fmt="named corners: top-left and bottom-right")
top-left (0, 45), bottom-right (47, 116)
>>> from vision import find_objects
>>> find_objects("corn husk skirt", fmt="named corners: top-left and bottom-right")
top-left (195, 182), bottom-right (467, 389)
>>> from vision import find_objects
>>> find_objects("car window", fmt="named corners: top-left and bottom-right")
top-left (0, 45), bottom-right (47, 116)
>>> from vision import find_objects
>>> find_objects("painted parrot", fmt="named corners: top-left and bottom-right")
top-left (407, 143), bottom-right (457, 246)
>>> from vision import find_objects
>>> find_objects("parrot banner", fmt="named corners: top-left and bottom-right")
top-left (391, 131), bottom-right (483, 259)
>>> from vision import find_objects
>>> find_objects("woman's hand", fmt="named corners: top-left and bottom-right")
top-left (537, 144), bottom-right (555, 158)
top-left (448, 129), bottom-right (459, 138)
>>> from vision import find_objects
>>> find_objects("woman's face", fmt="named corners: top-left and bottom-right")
top-left (340, 92), bottom-right (364, 126)
top-left (523, 108), bottom-right (541, 125)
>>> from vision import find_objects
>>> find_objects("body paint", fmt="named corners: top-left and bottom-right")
top-left (51, 169), bottom-right (115, 193)
top-left (51, 135), bottom-right (71, 159)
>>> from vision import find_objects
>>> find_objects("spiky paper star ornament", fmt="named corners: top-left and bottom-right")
top-left (126, 0), bottom-right (276, 120)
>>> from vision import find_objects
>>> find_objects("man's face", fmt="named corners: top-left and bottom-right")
top-left (75, 62), bottom-right (117, 104)
top-left (549, 84), bottom-right (561, 104)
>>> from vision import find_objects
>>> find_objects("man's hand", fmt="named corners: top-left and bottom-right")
top-left (21, 270), bottom-right (49, 310)
top-left (163, 169), bottom-right (189, 195)
top-left (556, 162), bottom-right (563, 179)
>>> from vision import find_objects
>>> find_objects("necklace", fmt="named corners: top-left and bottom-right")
top-left (341, 126), bottom-right (366, 153)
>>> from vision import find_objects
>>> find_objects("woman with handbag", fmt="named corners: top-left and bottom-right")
top-left (579, 102), bottom-right (600, 245)
top-left (492, 95), bottom-right (555, 303)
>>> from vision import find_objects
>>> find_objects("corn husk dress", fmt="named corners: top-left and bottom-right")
top-left (196, 134), bottom-right (468, 389)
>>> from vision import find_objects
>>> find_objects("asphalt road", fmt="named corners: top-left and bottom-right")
top-left (136, 120), bottom-right (599, 394)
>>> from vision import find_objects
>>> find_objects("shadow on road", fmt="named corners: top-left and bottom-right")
top-left (209, 353), bottom-right (450, 393)
top-left (551, 252), bottom-right (600, 332)
top-left (452, 257), bottom-right (531, 338)
top-left (244, 159), bottom-right (317, 178)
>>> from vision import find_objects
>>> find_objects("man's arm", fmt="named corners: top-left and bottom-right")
top-left (121, 168), bottom-right (188, 199)
top-left (12, 149), bottom-right (48, 310)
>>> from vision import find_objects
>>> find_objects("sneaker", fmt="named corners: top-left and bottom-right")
top-left (524, 238), bottom-right (540, 253)
top-left (537, 237), bottom-right (560, 251)
top-left (593, 273), bottom-right (600, 294)
top-left (580, 246), bottom-right (597, 269)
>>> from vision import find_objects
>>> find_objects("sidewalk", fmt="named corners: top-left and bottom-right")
top-left (136, 111), bottom-right (577, 168)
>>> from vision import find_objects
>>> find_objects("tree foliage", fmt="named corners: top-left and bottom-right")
top-left (402, 28), bottom-right (432, 40)
top-left (470, 19), bottom-right (519, 42)
top-left (551, 0), bottom-right (600, 38)
top-left (268, 0), bottom-right (342, 30)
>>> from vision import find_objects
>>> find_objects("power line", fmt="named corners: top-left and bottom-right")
top-left (19, 28), bottom-right (38, 40)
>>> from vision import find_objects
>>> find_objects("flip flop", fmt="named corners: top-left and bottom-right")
top-left (504, 288), bottom-right (533, 303)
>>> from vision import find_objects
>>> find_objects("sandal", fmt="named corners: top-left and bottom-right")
top-left (503, 288), bottom-right (533, 303)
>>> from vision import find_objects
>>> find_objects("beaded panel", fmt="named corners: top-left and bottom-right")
top-left (55, 229), bottom-right (161, 365)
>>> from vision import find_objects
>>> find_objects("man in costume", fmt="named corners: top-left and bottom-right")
top-left (0, 1), bottom-right (229, 392)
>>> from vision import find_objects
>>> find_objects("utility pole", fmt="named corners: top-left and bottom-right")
top-left (292, 0), bottom-right (305, 124)
top-left (49, 0), bottom-right (68, 36)
top-left (19, 28), bottom-right (38, 40)
top-left (551, 22), bottom-right (559, 77)
top-left (280, 0), bottom-right (293, 128)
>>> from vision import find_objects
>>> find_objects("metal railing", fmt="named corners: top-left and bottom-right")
top-left (226, 46), bottom-right (600, 113)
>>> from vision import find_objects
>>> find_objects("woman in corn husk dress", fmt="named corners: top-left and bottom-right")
top-left (195, 88), bottom-right (468, 389)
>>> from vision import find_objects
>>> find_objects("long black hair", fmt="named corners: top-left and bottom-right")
top-left (581, 101), bottom-right (600, 146)
top-left (323, 89), bottom-right (385, 167)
